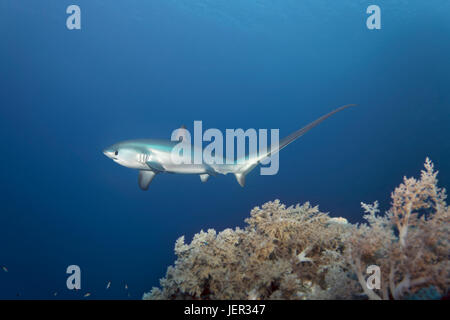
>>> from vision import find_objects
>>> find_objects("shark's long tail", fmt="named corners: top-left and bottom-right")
top-left (234, 104), bottom-right (357, 186)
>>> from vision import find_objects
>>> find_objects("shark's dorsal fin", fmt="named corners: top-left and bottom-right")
top-left (138, 170), bottom-right (156, 190)
top-left (178, 125), bottom-right (187, 142)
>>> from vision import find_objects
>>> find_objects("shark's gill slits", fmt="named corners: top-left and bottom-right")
top-left (137, 153), bottom-right (150, 163)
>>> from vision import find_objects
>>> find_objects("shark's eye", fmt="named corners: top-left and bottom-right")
top-left (115, 150), bottom-right (119, 156)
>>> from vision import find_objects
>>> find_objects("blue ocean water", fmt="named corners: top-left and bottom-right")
top-left (0, 1), bottom-right (449, 299)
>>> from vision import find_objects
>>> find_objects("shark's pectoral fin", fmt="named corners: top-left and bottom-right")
top-left (200, 174), bottom-right (210, 183)
top-left (234, 173), bottom-right (245, 187)
top-left (138, 170), bottom-right (157, 190)
top-left (146, 160), bottom-right (165, 172)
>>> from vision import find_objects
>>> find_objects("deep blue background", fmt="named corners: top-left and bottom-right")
top-left (0, 1), bottom-right (449, 299)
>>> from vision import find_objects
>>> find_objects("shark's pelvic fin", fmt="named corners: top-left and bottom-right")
top-left (138, 170), bottom-right (156, 190)
top-left (234, 173), bottom-right (245, 187)
top-left (199, 174), bottom-right (210, 183)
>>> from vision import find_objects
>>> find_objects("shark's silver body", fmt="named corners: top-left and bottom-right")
top-left (103, 104), bottom-right (355, 190)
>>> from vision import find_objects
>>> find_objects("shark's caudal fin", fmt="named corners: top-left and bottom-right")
top-left (236, 104), bottom-right (356, 186)
top-left (272, 104), bottom-right (356, 156)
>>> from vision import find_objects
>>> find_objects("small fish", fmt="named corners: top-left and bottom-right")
top-left (2, 266), bottom-right (8, 272)
top-left (84, 292), bottom-right (91, 297)
top-left (125, 284), bottom-right (128, 290)
top-left (106, 281), bottom-right (111, 289)
top-left (54, 292), bottom-right (58, 296)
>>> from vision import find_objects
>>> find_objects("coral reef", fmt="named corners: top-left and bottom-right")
top-left (346, 158), bottom-right (449, 299)
top-left (144, 201), bottom-right (357, 300)
top-left (144, 159), bottom-right (449, 300)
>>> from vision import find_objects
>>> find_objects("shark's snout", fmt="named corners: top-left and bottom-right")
top-left (103, 148), bottom-right (116, 159)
